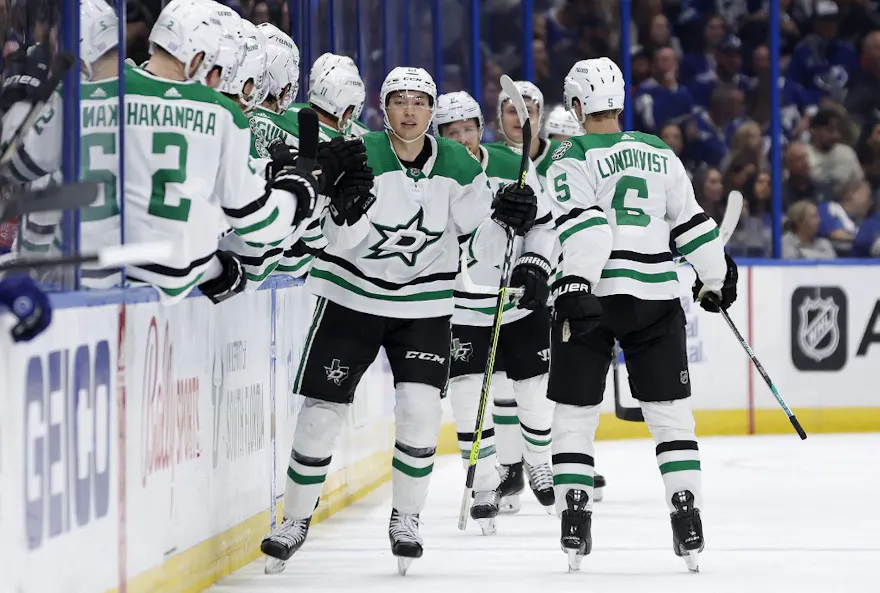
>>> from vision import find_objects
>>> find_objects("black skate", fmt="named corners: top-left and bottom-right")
top-left (670, 490), bottom-right (704, 572)
top-left (498, 461), bottom-right (525, 514)
top-left (389, 509), bottom-right (423, 576)
top-left (260, 517), bottom-right (311, 574)
top-left (560, 489), bottom-right (592, 571)
top-left (525, 460), bottom-right (555, 512)
top-left (593, 473), bottom-right (606, 502)
top-left (470, 489), bottom-right (500, 535)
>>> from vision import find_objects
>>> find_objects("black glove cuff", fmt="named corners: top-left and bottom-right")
top-left (515, 252), bottom-right (552, 278)
top-left (198, 251), bottom-right (245, 304)
top-left (551, 275), bottom-right (592, 298)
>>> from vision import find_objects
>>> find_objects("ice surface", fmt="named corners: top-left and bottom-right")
top-left (208, 434), bottom-right (879, 593)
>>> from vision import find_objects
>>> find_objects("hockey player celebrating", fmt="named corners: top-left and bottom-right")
top-left (492, 81), bottom-right (556, 190)
top-left (432, 91), bottom-right (557, 530)
top-left (123, 0), bottom-right (319, 303)
top-left (543, 104), bottom-right (583, 141)
top-left (260, 67), bottom-right (538, 575)
top-left (545, 57), bottom-right (738, 572)
top-left (304, 53), bottom-right (371, 137)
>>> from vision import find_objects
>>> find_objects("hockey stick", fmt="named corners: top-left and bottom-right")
top-left (712, 297), bottom-right (807, 440)
top-left (0, 181), bottom-right (99, 222)
top-left (458, 75), bottom-right (530, 531)
top-left (613, 190), bottom-right (745, 421)
top-left (0, 241), bottom-right (174, 273)
top-left (296, 107), bottom-right (319, 173)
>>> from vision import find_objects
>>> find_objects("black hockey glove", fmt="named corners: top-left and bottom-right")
top-left (317, 136), bottom-right (368, 192)
top-left (265, 139), bottom-right (321, 226)
top-left (692, 253), bottom-right (738, 313)
top-left (0, 44), bottom-right (51, 113)
top-left (509, 252), bottom-right (552, 310)
top-left (198, 250), bottom-right (246, 304)
top-left (492, 183), bottom-right (538, 235)
top-left (328, 165), bottom-right (375, 226)
top-left (551, 275), bottom-right (603, 342)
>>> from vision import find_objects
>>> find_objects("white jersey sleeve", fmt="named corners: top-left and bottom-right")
top-left (545, 141), bottom-right (613, 287)
top-left (666, 156), bottom-right (726, 292)
top-left (0, 93), bottom-right (63, 183)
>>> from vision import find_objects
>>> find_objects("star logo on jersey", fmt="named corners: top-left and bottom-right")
top-left (551, 140), bottom-right (572, 160)
top-left (451, 337), bottom-right (473, 362)
top-left (324, 359), bottom-right (349, 386)
top-left (365, 209), bottom-right (442, 266)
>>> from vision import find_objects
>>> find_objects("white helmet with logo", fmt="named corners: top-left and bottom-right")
top-left (309, 52), bottom-right (358, 92)
top-left (544, 104), bottom-right (583, 138)
top-left (380, 66), bottom-right (437, 140)
top-left (80, 0), bottom-right (118, 81)
top-left (207, 2), bottom-right (244, 95)
top-left (309, 65), bottom-right (366, 128)
top-left (497, 80), bottom-right (544, 131)
top-left (432, 91), bottom-right (484, 139)
top-left (240, 20), bottom-right (269, 105)
top-left (563, 57), bottom-right (625, 122)
top-left (149, 0), bottom-right (225, 84)
top-left (258, 23), bottom-right (300, 111)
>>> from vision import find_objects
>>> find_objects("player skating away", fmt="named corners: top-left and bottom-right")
top-left (543, 104), bottom-right (583, 141)
top-left (433, 91), bottom-right (557, 531)
top-left (260, 67), bottom-right (538, 575)
top-left (123, 0), bottom-right (319, 303)
top-left (0, 0), bottom-right (122, 287)
top-left (545, 57), bottom-right (738, 572)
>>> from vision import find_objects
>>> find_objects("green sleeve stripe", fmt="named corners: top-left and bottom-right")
top-left (158, 273), bottom-right (204, 297)
top-left (235, 207), bottom-right (280, 235)
top-left (277, 255), bottom-right (313, 272)
top-left (600, 268), bottom-right (677, 283)
top-left (558, 217), bottom-right (608, 244)
top-left (678, 227), bottom-right (719, 255)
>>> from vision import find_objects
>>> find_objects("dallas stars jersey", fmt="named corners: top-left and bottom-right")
top-left (0, 79), bottom-right (123, 288)
top-left (453, 143), bottom-right (555, 327)
top-left (486, 138), bottom-right (561, 194)
top-left (123, 66), bottom-right (301, 303)
top-left (347, 118), bottom-right (370, 137)
top-left (307, 132), bottom-right (508, 319)
top-left (545, 131), bottom-right (726, 300)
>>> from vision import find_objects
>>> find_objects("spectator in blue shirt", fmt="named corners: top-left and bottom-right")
top-left (634, 46), bottom-right (695, 134)
top-left (852, 211), bottom-right (880, 256)
top-left (679, 13), bottom-right (726, 85)
top-left (684, 83), bottom-right (745, 169)
top-left (786, 0), bottom-right (859, 103)
top-left (817, 181), bottom-right (872, 254)
top-left (687, 35), bottom-right (752, 108)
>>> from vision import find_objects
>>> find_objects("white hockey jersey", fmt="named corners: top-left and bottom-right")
top-left (545, 131), bottom-right (726, 300)
top-left (122, 66), bottom-right (302, 303)
top-left (306, 132), bottom-right (510, 319)
top-left (452, 143), bottom-right (556, 327)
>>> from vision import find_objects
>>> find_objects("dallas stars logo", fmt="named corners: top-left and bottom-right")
top-left (451, 337), bottom-right (473, 362)
top-left (324, 359), bottom-right (349, 386)
top-left (365, 209), bottom-right (442, 266)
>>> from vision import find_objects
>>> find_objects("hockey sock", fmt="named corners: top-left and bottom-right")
top-left (392, 382), bottom-right (442, 514)
top-left (513, 374), bottom-right (553, 466)
top-left (284, 397), bottom-right (347, 520)
top-left (449, 374), bottom-right (501, 491)
top-left (551, 403), bottom-right (600, 515)
top-left (641, 400), bottom-right (703, 512)
top-left (491, 373), bottom-right (523, 465)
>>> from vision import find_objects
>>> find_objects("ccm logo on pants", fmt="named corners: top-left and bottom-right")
top-left (406, 351), bottom-right (446, 364)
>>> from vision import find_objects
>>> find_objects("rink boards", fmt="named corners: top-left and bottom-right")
top-left (1, 265), bottom-right (878, 593)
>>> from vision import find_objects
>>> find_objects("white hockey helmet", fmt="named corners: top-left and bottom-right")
top-left (497, 80), bottom-right (544, 129)
top-left (563, 57), bottom-right (625, 122)
top-left (149, 0), bottom-right (225, 84)
top-left (309, 65), bottom-right (366, 128)
top-left (309, 52), bottom-right (359, 92)
top-left (543, 104), bottom-right (583, 138)
top-left (206, 2), bottom-right (245, 94)
top-left (80, 0), bottom-right (118, 81)
top-left (240, 20), bottom-right (269, 105)
top-left (432, 91), bottom-right (484, 140)
top-left (258, 23), bottom-right (300, 111)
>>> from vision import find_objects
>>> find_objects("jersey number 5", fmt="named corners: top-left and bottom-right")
top-left (611, 175), bottom-right (650, 227)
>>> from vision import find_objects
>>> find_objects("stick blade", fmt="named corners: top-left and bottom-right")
top-left (1, 181), bottom-right (100, 221)
top-left (500, 75), bottom-right (529, 127)
top-left (719, 190), bottom-right (744, 244)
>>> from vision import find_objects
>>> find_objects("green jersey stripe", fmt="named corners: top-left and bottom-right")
top-left (310, 268), bottom-right (453, 301)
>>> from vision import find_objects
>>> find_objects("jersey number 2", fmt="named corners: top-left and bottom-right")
top-left (149, 133), bottom-right (191, 221)
top-left (611, 175), bottom-right (650, 227)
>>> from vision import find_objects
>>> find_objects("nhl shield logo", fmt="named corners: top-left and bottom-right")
top-left (791, 287), bottom-right (847, 371)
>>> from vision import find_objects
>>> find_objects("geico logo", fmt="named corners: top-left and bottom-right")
top-left (24, 341), bottom-right (112, 550)
top-left (405, 351), bottom-right (446, 364)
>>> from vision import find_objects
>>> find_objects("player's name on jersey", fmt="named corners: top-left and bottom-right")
top-left (125, 102), bottom-right (220, 135)
top-left (597, 147), bottom-right (670, 178)
top-left (82, 104), bottom-right (118, 129)
top-left (251, 117), bottom-right (288, 144)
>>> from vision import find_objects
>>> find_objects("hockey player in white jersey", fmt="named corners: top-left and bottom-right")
top-left (123, 0), bottom-right (319, 303)
top-left (305, 52), bottom-right (371, 137)
top-left (260, 67), bottom-right (538, 575)
top-left (545, 57), bottom-right (738, 572)
top-left (543, 104), bottom-right (583, 141)
top-left (433, 91), bottom-right (557, 531)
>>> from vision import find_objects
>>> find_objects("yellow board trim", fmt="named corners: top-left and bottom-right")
top-left (108, 407), bottom-right (879, 593)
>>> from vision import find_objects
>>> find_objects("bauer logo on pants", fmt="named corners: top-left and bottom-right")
top-left (791, 286), bottom-right (847, 371)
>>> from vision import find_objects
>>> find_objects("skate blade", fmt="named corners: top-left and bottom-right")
top-left (684, 551), bottom-right (699, 572)
top-left (264, 557), bottom-right (287, 575)
top-left (397, 556), bottom-right (414, 576)
top-left (593, 486), bottom-right (604, 503)
top-left (477, 517), bottom-right (497, 536)
top-left (498, 495), bottom-right (521, 514)
top-left (566, 549), bottom-right (584, 572)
